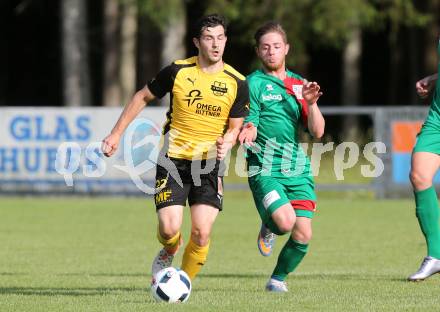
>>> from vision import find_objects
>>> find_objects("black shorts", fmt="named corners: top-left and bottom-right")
top-left (154, 157), bottom-right (224, 211)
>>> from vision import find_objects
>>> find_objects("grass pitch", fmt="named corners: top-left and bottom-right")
top-left (0, 192), bottom-right (439, 311)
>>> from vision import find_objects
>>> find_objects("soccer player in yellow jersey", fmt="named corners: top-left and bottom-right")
top-left (101, 14), bottom-right (249, 281)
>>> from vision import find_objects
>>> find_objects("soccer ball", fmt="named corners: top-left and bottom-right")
top-left (151, 267), bottom-right (192, 303)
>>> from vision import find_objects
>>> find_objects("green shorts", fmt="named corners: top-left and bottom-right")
top-left (248, 174), bottom-right (317, 235)
top-left (413, 126), bottom-right (440, 155)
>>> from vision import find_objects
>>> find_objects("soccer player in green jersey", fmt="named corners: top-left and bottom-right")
top-left (408, 37), bottom-right (440, 281)
top-left (239, 22), bottom-right (325, 292)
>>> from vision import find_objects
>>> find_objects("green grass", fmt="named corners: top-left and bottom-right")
top-left (0, 192), bottom-right (437, 311)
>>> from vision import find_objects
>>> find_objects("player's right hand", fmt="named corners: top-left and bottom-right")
top-left (101, 133), bottom-right (120, 157)
top-left (216, 133), bottom-right (234, 160)
top-left (302, 81), bottom-right (323, 105)
top-left (416, 77), bottom-right (435, 99)
top-left (238, 122), bottom-right (256, 146)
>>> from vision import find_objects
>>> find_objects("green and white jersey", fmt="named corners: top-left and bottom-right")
top-left (245, 69), bottom-right (312, 183)
top-left (424, 38), bottom-right (440, 130)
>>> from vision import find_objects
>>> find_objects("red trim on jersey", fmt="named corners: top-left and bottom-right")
top-left (283, 77), bottom-right (309, 129)
top-left (290, 199), bottom-right (316, 212)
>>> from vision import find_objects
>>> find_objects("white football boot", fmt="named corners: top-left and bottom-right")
top-left (265, 278), bottom-right (288, 292)
top-left (408, 256), bottom-right (440, 281)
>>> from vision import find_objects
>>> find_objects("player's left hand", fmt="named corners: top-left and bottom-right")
top-left (238, 122), bottom-right (256, 146)
top-left (416, 76), bottom-right (436, 99)
top-left (216, 132), bottom-right (234, 160)
top-left (302, 81), bottom-right (323, 106)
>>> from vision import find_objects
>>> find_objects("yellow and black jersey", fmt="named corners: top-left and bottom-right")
top-left (147, 56), bottom-right (249, 160)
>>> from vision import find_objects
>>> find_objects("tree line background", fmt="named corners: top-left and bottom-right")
top-left (1, 0), bottom-right (439, 128)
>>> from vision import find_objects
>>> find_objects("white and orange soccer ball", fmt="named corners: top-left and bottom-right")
top-left (151, 267), bottom-right (192, 303)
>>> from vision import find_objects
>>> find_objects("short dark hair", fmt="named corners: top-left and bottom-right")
top-left (254, 21), bottom-right (287, 46)
top-left (193, 14), bottom-right (227, 39)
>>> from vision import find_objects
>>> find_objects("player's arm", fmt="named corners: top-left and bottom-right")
top-left (216, 117), bottom-right (244, 160)
top-left (102, 86), bottom-right (155, 157)
top-left (302, 81), bottom-right (325, 139)
top-left (217, 79), bottom-right (250, 160)
top-left (416, 74), bottom-right (438, 99)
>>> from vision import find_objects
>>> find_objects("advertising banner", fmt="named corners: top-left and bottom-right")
top-left (0, 107), bottom-right (168, 194)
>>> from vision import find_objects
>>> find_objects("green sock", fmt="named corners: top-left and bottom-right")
top-left (415, 186), bottom-right (440, 258)
top-left (271, 237), bottom-right (309, 281)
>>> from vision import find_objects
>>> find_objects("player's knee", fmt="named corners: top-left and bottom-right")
top-left (275, 215), bottom-right (296, 233)
top-left (190, 228), bottom-right (210, 246)
top-left (409, 169), bottom-right (420, 186)
top-left (272, 206), bottom-right (296, 233)
top-left (292, 228), bottom-right (312, 244)
top-left (159, 227), bottom-right (180, 240)
top-left (159, 221), bottom-right (181, 239)
top-left (277, 222), bottom-right (294, 234)
top-left (410, 169), bottom-right (431, 190)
